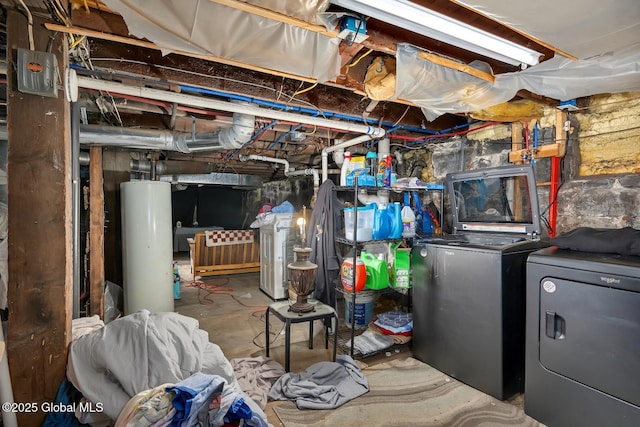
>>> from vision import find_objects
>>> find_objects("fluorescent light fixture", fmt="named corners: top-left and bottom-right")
top-left (330, 0), bottom-right (542, 67)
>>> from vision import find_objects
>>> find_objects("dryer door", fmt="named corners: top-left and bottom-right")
top-left (539, 277), bottom-right (640, 407)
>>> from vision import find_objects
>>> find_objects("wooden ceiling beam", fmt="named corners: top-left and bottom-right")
top-left (207, 0), bottom-right (337, 38)
top-left (418, 51), bottom-right (495, 83)
top-left (45, 22), bottom-right (318, 83)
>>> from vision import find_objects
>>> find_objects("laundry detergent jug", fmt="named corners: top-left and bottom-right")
top-left (387, 202), bottom-right (403, 239)
top-left (341, 256), bottom-right (367, 292)
top-left (361, 251), bottom-right (389, 290)
top-left (372, 203), bottom-right (391, 240)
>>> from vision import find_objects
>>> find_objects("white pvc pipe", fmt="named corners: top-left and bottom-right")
top-left (0, 321), bottom-right (18, 427)
top-left (321, 134), bottom-right (378, 183)
top-left (287, 168), bottom-right (321, 198)
top-left (287, 168), bottom-right (319, 185)
top-left (378, 137), bottom-right (390, 160)
top-left (239, 155), bottom-right (289, 174)
top-left (76, 76), bottom-right (386, 138)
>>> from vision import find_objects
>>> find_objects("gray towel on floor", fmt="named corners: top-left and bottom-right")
top-left (350, 330), bottom-right (394, 355)
top-left (231, 356), bottom-right (285, 409)
top-left (267, 355), bottom-right (369, 410)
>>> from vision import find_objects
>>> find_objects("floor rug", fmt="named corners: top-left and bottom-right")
top-left (272, 357), bottom-right (543, 427)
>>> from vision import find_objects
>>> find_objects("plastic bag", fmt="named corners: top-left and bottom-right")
top-left (364, 56), bottom-right (396, 100)
top-left (104, 281), bottom-right (123, 323)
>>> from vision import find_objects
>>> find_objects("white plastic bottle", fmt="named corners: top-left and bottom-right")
top-left (401, 204), bottom-right (416, 238)
top-left (340, 151), bottom-right (352, 186)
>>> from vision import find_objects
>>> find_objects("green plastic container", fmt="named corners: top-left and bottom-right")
top-left (393, 247), bottom-right (411, 289)
top-left (361, 251), bottom-right (389, 290)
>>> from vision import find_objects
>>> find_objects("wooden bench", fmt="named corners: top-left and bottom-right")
top-left (190, 230), bottom-right (260, 277)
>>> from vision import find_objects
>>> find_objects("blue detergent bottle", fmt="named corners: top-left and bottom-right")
top-left (173, 261), bottom-right (181, 299)
top-left (372, 203), bottom-right (390, 240)
top-left (422, 210), bottom-right (433, 236)
top-left (387, 202), bottom-right (403, 239)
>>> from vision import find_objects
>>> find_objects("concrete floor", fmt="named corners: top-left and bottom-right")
top-left (172, 253), bottom-right (413, 425)
top-left (172, 253), bottom-right (525, 426)
top-left (173, 254), bottom-right (341, 370)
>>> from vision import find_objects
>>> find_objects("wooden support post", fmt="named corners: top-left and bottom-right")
top-left (511, 122), bottom-right (524, 221)
top-left (7, 11), bottom-right (71, 425)
top-left (102, 149), bottom-right (130, 287)
top-left (89, 146), bottom-right (105, 318)
top-left (511, 122), bottom-right (524, 164)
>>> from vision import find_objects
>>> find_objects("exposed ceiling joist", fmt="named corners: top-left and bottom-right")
top-left (207, 0), bottom-right (337, 38)
top-left (45, 22), bottom-right (319, 83)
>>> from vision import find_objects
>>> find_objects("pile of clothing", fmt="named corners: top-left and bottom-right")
top-left (372, 311), bottom-right (413, 344)
top-left (348, 311), bottom-right (413, 356)
top-left (63, 310), bottom-right (268, 427)
top-left (249, 201), bottom-right (295, 228)
top-left (115, 372), bottom-right (267, 426)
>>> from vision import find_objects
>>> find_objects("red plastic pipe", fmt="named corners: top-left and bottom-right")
top-left (549, 156), bottom-right (561, 237)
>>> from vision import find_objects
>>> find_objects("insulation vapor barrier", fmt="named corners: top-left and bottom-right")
top-left (456, 0), bottom-right (639, 60)
top-left (102, 0), bottom-right (340, 82)
top-left (395, 43), bottom-right (640, 121)
top-left (395, 0), bottom-right (640, 120)
top-left (241, 0), bottom-right (330, 25)
top-left (394, 43), bottom-right (513, 121)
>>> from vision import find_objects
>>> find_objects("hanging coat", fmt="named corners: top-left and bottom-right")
top-left (305, 179), bottom-right (344, 308)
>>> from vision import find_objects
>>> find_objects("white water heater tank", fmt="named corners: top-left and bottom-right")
top-left (121, 180), bottom-right (174, 314)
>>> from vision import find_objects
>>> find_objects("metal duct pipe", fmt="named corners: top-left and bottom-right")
top-left (378, 137), bottom-right (390, 159)
top-left (220, 110), bottom-right (254, 149)
top-left (130, 159), bottom-right (168, 175)
top-left (79, 110), bottom-right (254, 153)
top-left (79, 151), bottom-right (90, 166)
top-left (80, 125), bottom-right (183, 152)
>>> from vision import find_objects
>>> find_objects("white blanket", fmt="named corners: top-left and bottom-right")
top-left (67, 310), bottom-right (260, 423)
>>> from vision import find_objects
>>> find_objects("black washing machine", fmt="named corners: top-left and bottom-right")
top-left (412, 165), bottom-right (548, 400)
top-left (525, 247), bottom-right (640, 427)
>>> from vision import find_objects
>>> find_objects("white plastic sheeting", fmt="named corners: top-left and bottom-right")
top-left (395, 44), bottom-right (509, 121)
top-left (102, 0), bottom-right (340, 82)
top-left (101, 0), bottom-right (639, 120)
top-left (240, 0), bottom-right (330, 25)
top-left (391, 0), bottom-right (640, 120)
top-left (513, 44), bottom-right (640, 101)
top-left (455, 0), bottom-right (640, 60)
top-left (396, 42), bottom-right (640, 121)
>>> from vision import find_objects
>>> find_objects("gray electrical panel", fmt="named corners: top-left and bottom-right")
top-left (17, 48), bottom-right (58, 98)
